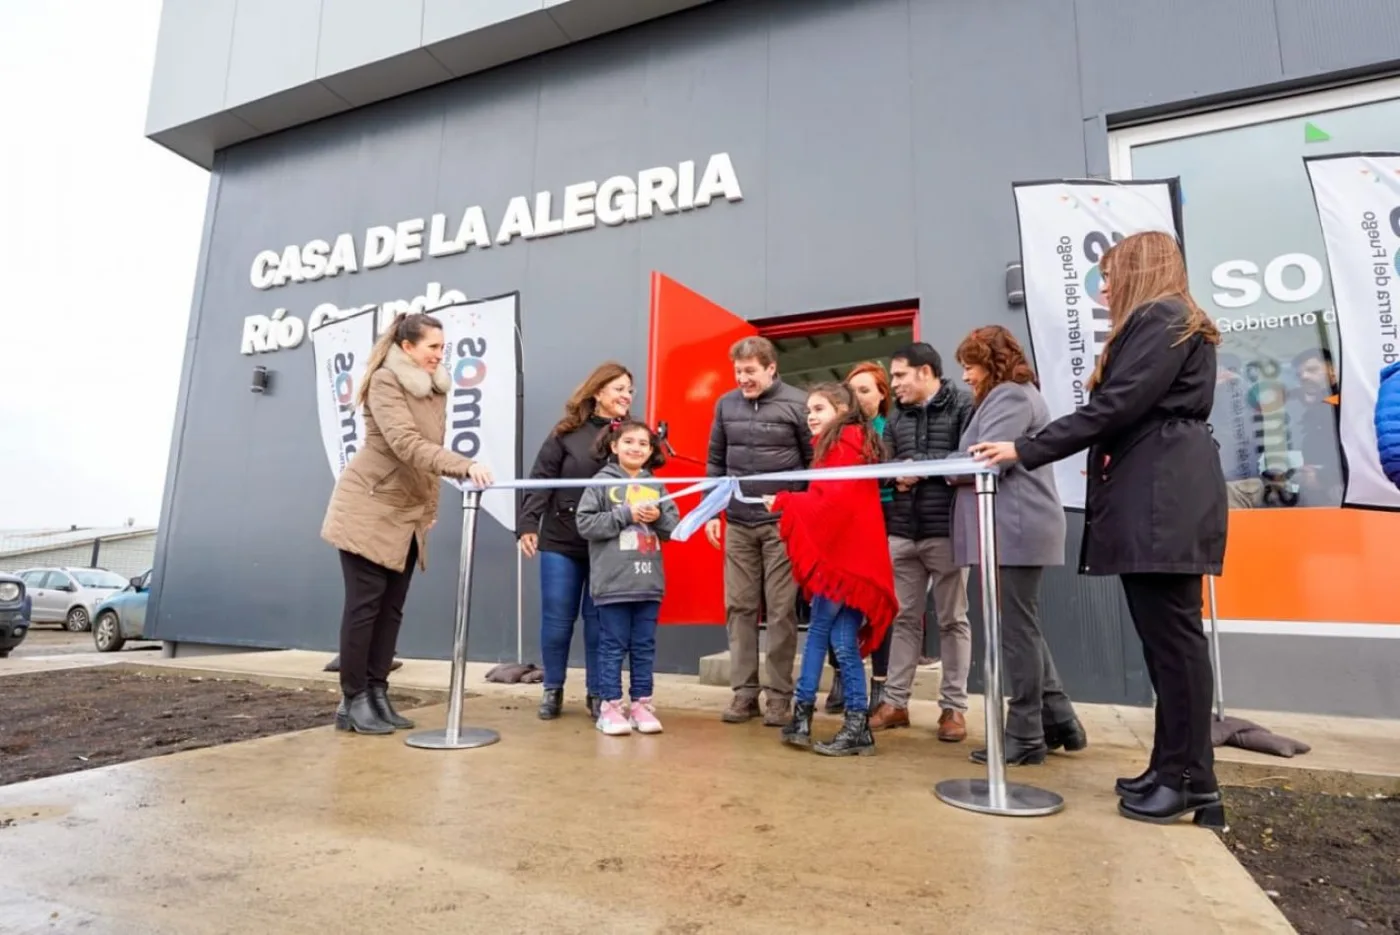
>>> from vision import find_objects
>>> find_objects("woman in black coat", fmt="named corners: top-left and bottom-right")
top-left (519, 362), bottom-right (634, 721)
top-left (971, 230), bottom-right (1227, 827)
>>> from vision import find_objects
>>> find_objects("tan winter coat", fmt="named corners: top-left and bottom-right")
top-left (321, 346), bottom-right (474, 572)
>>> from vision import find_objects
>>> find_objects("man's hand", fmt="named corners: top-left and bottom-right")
top-left (761, 495), bottom-right (777, 512)
top-left (635, 503), bottom-right (661, 524)
top-left (519, 533), bottom-right (538, 558)
top-left (705, 518), bottom-right (723, 549)
top-left (895, 476), bottom-right (918, 492)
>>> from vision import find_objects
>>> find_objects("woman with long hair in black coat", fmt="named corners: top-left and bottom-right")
top-left (971, 230), bottom-right (1228, 827)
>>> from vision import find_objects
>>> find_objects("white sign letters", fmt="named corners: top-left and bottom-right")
top-left (241, 152), bottom-right (742, 354)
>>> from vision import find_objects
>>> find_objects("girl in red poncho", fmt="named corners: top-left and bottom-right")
top-left (766, 382), bottom-right (897, 756)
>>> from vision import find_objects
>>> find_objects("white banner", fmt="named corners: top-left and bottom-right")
top-left (1012, 179), bottom-right (1181, 508)
top-left (436, 295), bottom-right (522, 531)
top-left (1304, 154), bottom-right (1400, 510)
top-left (311, 308), bottom-right (377, 480)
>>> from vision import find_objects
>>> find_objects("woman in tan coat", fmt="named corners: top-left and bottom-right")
top-left (322, 311), bottom-right (493, 734)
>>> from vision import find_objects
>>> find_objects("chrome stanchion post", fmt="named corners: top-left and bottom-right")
top-left (1206, 576), bottom-right (1224, 721)
top-left (516, 549), bottom-right (524, 665)
top-left (405, 489), bottom-right (502, 750)
top-left (935, 471), bottom-right (1064, 817)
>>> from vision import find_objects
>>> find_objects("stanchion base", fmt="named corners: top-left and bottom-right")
top-left (404, 727), bottom-right (501, 750)
top-left (934, 778), bottom-right (1065, 817)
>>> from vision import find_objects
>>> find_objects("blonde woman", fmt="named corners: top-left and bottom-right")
top-left (322, 312), bottom-right (493, 735)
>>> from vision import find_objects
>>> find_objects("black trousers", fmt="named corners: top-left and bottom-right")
top-left (827, 624), bottom-right (893, 681)
top-left (1121, 572), bottom-right (1216, 791)
top-left (338, 539), bottom-right (418, 697)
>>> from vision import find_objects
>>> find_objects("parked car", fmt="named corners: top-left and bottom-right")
top-left (0, 572), bottom-right (31, 657)
top-left (93, 569), bottom-right (152, 653)
top-left (16, 567), bottom-right (130, 632)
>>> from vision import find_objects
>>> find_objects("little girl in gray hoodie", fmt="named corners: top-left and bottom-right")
top-left (575, 420), bottom-right (679, 736)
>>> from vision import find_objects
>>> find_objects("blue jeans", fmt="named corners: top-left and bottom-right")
top-left (539, 551), bottom-right (599, 695)
top-left (797, 595), bottom-right (868, 713)
top-left (596, 601), bottom-right (661, 701)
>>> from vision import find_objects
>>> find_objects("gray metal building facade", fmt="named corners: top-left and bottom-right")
top-left (146, 0), bottom-right (1400, 717)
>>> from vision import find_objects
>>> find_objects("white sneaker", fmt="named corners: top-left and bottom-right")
top-left (628, 698), bottom-right (664, 734)
top-left (595, 699), bottom-right (632, 736)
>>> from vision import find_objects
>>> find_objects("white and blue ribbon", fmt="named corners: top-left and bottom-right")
top-left (463, 457), bottom-right (998, 542)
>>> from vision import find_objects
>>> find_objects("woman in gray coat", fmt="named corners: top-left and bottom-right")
top-left (950, 326), bottom-right (1086, 765)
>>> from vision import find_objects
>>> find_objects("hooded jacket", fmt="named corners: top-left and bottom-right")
top-left (1378, 360), bottom-right (1400, 489)
top-left (574, 462), bottom-right (680, 605)
top-left (321, 345), bottom-right (475, 572)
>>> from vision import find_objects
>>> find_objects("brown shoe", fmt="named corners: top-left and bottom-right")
top-left (938, 709), bottom-right (967, 743)
top-left (762, 698), bottom-right (791, 728)
top-left (868, 703), bottom-right (910, 731)
top-left (722, 696), bottom-right (761, 724)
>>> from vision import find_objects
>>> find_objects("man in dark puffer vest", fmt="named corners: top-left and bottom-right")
top-left (705, 336), bottom-right (813, 727)
top-left (870, 343), bottom-right (975, 742)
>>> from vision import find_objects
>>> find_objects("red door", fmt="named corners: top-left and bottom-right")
top-left (646, 272), bottom-right (756, 626)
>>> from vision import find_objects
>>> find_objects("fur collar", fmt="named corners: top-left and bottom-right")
top-left (385, 345), bottom-right (450, 398)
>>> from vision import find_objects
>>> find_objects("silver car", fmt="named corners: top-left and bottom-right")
top-left (16, 567), bottom-right (129, 632)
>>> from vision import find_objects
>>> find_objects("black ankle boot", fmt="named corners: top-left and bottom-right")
top-left (823, 677), bottom-right (845, 715)
top-left (335, 692), bottom-right (395, 735)
top-left (1044, 716), bottom-right (1088, 752)
top-left (586, 694), bottom-right (602, 720)
top-left (1118, 783), bottom-right (1225, 827)
top-left (814, 711), bottom-right (875, 757)
top-left (1115, 768), bottom-right (1158, 799)
top-left (869, 678), bottom-right (885, 712)
top-left (369, 686), bottom-right (414, 730)
top-left (782, 701), bottom-right (815, 748)
top-left (970, 737), bottom-right (1048, 765)
top-left (538, 688), bottom-right (564, 720)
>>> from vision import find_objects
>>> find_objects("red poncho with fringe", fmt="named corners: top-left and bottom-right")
top-left (773, 425), bottom-right (896, 657)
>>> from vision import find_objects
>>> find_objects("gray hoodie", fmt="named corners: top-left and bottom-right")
top-left (574, 462), bottom-right (680, 606)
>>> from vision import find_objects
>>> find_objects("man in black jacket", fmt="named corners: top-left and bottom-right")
top-left (870, 343), bottom-right (975, 741)
top-left (705, 336), bottom-right (813, 726)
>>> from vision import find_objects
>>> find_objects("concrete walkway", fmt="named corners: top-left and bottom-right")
top-left (8, 653), bottom-right (1382, 932)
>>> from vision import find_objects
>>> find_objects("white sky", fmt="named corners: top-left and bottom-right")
top-left (0, 1), bottom-right (207, 530)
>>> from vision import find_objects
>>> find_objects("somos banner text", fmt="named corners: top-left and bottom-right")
top-left (1012, 179), bottom-right (1182, 508)
top-left (1304, 153), bottom-right (1400, 511)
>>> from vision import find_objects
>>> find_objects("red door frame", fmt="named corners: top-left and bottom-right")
top-left (755, 305), bottom-right (921, 341)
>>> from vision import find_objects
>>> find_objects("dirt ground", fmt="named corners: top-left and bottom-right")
top-left (0, 667), bottom-right (423, 786)
top-left (1218, 785), bottom-right (1399, 934)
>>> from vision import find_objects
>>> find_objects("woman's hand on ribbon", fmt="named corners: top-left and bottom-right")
top-left (519, 533), bottom-right (538, 558)
top-left (467, 462), bottom-right (495, 487)
top-left (969, 441), bottom-right (1019, 467)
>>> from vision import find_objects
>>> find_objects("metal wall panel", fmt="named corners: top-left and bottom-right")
top-left (421, 0), bottom-right (546, 45)
top-left (224, 0), bottom-right (324, 109)
top-left (144, 0), bottom-right (237, 133)
top-left (316, 0), bottom-right (425, 80)
top-left (762, 0), bottom-right (918, 314)
top-left (1274, 0), bottom-right (1400, 79)
top-left (1074, 0), bottom-right (1284, 116)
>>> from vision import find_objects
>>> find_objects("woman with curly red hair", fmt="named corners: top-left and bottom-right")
top-left (952, 325), bottom-right (1085, 766)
